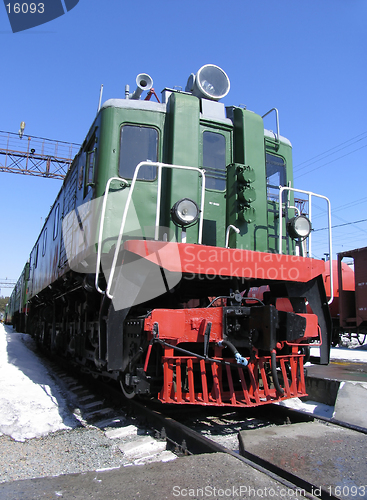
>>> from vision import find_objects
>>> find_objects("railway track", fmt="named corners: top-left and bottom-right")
top-left (26, 343), bottom-right (367, 500)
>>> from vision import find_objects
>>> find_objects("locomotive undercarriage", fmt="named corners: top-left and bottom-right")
top-left (115, 275), bottom-right (324, 406)
top-left (24, 258), bottom-right (329, 407)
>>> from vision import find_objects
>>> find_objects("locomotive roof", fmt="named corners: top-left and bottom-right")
top-left (264, 128), bottom-right (292, 147)
top-left (101, 97), bottom-right (292, 146)
top-left (101, 98), bottom-right (167, 113)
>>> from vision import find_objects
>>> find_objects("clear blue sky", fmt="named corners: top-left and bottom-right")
top-left (1, 0), bottom-right (366, 296)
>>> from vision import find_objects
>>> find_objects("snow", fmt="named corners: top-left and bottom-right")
top-left (311, 335), bottom-right (367, 364)
top-left (0, 323), bottom-right (77, 442)
top-left (282, 337), bottom-right (367, 421)
top-left (277, 397), bottom-right (335, 419)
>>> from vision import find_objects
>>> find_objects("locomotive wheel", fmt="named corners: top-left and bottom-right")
top-left (120, 377), bottom-right (136, 399)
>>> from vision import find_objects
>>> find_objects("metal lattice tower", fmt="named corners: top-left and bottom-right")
top-left (0, 279), bottom-right (16, 288)
top-left (0, 130), bottom-right (80, 180)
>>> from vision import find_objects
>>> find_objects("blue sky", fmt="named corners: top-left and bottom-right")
top-left (0, 0), bottom-right (366, 295)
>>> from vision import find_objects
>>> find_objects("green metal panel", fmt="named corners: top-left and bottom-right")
top-left (95, 105), bottom-right (165, 254)
top-left (164, 93), bottom-right (201, 243)
top-left (227, 107), bottom-right (268, 251)
top-left (265, 140), bottom-right (295, 255)
top-left (200, 124), bottom-right (232, 248)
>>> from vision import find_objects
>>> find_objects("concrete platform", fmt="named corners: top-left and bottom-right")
top-left (0, 452), bottom-right (310, 500)
top-left (239, 421), bottom-right (367, 500)
top-left (303, 362), bottom-right (367, 431)
top-left (333, 381), bottom-right (367, 429)
top-left (307, 361), bottom-right (367, 385)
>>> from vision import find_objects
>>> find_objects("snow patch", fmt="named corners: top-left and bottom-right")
top-left (0, 324), bottom-right (77, 442)
top-left (310, 339), bottom-right (367, 364)
top-left (277, 397), bottom-right (334, 418)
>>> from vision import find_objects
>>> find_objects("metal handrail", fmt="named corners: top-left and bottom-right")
top-left (278, 186), bottom-right (333, 305)
top-left (262, 108), bottom-right (280, 143)
top-left (225, 225), bottom-right (240, 248)
top-left (95, 176), bottom-right (129, 294)
top-left (106, 161), bottom-right (206, 299)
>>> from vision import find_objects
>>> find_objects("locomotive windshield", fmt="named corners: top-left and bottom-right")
top-left (266, 153), bottom-right (286, 201)
top-left (202, 131), bottom-right (226, 190)
top-left (119, 124), bottom-right (158, 180)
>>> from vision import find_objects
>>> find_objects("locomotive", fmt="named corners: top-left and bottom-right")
top-left (7, 64), bottom-right (334, 407)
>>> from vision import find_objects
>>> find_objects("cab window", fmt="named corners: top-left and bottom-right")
top-left (266, 153), bottom-right (286, 201)
top-left (119, 125), bottom-right (158, 180)
top-left (203, 131), bottom-right (226, 190)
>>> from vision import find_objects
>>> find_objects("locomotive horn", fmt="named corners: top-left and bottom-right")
top-left (130, 73), bottom-right (153, 100)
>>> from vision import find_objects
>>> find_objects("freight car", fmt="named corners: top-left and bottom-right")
top-left (336, 247), bottom-right (367, 345)
top-left (11, 64), bottom-right (333, 407)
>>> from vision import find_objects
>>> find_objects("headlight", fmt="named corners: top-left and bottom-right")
top-left (171, 198), bottom-right (199, 227)
top-left (287, 215), bottom-right (312, 240)
top-left (189, 64), bottom-right (230, 101)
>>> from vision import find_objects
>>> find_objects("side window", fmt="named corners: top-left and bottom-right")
top-left (266, 153), bottom-right (286, 201)
top-left (34, 244), bottom-right (39, 268)
top-left (53, 204), bottom-right (60, 240)
top-left (42, 229), bottom-right (47, 257)
top-left (119, 125), bottom-right (158, 180)
top-left (202, 131), bottom-right (226, 190)
top-left (86, 149), bottom-right (95, 185)
top-left (84, 136), bottom-right (97, 198)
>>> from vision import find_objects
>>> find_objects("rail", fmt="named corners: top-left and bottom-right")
top-left (105, 162), bottom-right (206, 299)
top-left (278, 186), bottom-right (333, 304)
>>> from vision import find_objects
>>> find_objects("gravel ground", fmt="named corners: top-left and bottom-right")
top-left (0, 452), bottom-right (309, 500)
top-left (0, 426), bottom-right (129, 483)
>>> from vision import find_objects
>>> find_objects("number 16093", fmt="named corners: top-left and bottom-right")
top-left (6, 3), bottom-right (45, 14)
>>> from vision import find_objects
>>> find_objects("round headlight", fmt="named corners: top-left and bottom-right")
top-left (191, 64), bottom-right (230, 101)
top-left (171, 198), bottom-right (199, 227)
top-left (287, 215), bottom-right (312, 240)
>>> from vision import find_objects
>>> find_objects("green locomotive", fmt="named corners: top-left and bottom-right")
top-left (9, 64), bottom-right (332, 406)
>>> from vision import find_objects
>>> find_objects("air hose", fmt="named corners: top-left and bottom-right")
top-left (217, 340), bottom-right (248, 367)
top-left (271, 349), bottom-right (284, 395)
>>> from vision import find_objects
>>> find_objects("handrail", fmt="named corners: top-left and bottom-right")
top-left (106, 162), bottom-right (206, 299)
top-left (95, 177), bottom-right (128, 294)
top-left (262, 108), bottom-right (280, 144)
top-left (225, 225), bottom-right (240, 248)
top-left (278, 186), bottom-right (333, 305)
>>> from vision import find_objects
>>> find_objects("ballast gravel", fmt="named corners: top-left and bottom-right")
top-left (0, 426), bottom-right (129, 483)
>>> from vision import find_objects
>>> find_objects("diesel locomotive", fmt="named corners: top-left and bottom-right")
top-left (7, 64), bottom-right (334, 407)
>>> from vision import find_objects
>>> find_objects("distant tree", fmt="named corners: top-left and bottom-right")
top-left (0, 296), bottom-right (10, 314)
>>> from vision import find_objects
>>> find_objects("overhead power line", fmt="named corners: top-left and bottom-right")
top-left (312, 196), bottom-right (367, 220)
top-left (294, 130), bottom-right (367, 172)
top-left (314, 218), bottom-right (367, 232)
top-left (295, 143), bottom-right (367, 179)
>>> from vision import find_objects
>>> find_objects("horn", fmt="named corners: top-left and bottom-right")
top-left (130, 73), bottom-right (153, 100)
